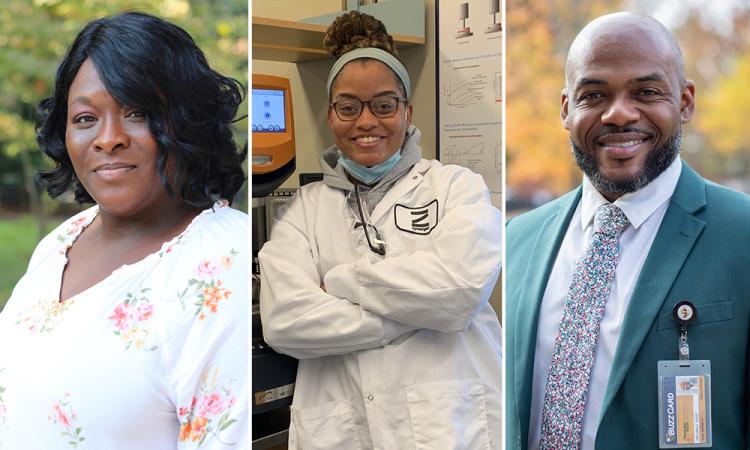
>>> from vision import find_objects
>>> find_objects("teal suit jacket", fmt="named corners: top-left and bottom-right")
top-left (506, 162), bottom-right (750, 449)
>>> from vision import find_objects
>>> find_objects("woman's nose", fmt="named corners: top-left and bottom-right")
top-left (93, 117), bottom-right (130, 152)
top-left (355, 103), bottom-right (379, 128)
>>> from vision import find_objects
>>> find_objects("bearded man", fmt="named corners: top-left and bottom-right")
top-left (506, 11), bottom-right (750, 450)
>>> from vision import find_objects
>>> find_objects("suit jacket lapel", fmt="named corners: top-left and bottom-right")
top-left (512, 188), bottom-right (581, 445)
top-left (601, 162), bottom-right (707, 416)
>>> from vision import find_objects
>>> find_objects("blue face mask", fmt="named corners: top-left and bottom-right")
top-left (338, 150), bottom-right (402, 185)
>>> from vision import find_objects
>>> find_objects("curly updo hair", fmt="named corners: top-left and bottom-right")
top-left (324, 10), bottom-right (398, 58)
top-left (37, 12), bottom-right (246, 208)
top-left (324, 11), bottom-right (407, 99)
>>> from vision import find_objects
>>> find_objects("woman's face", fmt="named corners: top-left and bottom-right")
top-left (328, 60), bottom-right (412, 167)
top-left (65, 59), bottom-right (171, 218)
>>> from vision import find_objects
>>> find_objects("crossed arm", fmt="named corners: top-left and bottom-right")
top-left (259, 171), bottom-right (501, 359)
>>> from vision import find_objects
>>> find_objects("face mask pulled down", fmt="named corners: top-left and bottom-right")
top-left (338, 149), bottom-right (402, 185)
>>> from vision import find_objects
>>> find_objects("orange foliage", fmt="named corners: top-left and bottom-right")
top-left (506, 0), bottom-right (620, 196)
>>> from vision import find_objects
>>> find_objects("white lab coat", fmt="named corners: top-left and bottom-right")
top-left (259, 158), bottom-right (502, 450)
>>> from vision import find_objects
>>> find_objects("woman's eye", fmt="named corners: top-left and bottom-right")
top-left (73, 114), bottom-right (96, 124)
top-left (373, 101), bottom-right (396, 113)
top-left (339, 104), bottom-right (358, 113)
top-left (126, 110), bottom-right (145, 119)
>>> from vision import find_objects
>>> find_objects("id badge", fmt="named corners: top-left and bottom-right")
top-left (657, 360), bottom-right (712, 448)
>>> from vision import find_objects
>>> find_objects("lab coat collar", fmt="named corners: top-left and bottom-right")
top-left (369, 159), bottom-right (432, 224)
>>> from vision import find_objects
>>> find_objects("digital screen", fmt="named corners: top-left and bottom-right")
top-left (252, 88), bottom-right (286, 133)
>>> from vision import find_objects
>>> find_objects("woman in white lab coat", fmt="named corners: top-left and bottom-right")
top-left (259, 11), bottom-right (502, 450)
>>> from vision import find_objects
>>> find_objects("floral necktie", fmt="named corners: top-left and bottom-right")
top-left (540, 203), bottom-right (630, 449)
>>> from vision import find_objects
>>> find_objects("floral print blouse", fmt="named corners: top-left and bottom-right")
top-left (0, 202), bottom-right (247, 449)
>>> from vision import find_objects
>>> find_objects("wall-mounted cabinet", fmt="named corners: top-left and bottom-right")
top-left (252, 0), bottom-right (425, 63)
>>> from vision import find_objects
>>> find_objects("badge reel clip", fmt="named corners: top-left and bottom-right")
top-left (674, 301), bottom-right (696, 366)
top-left (657, 300), bottom-right (712, 448)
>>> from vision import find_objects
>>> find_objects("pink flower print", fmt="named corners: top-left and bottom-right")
top-left (220, 255), bottom-right (234, 270)
top-left (196, 259), bottom-right (221, 280)
top-left (178, 250), bottom-right (239, 319)
top-left (108, 303), bottom-right (132, 331)
top-left (49, 393), bottom-right (85, 447)
top-left (15, 298), bottom-right (71, 334)
top-left (179, 405), bottom-right (191, 418)
top-left (158, 231), bottom-right (187, 257)
top-left (66, 216), bottom-right (88, 236)
top-left (53, 402), bottom-right (72, 427)
top-left (198, 392), bottom-right (227, 417)
top-left (56, 215), bottom-right (93, 244)
top-left (135, 303), bottom-right (154, 321)
top-left (108, 289), bottom-right (154, 351)
top-left (177, 368), bottom-right (238, 447)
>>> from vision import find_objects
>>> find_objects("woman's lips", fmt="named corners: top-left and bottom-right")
top-left (352, 136), bottom-right (382, 148)
top-left (93, 164), bottom-right (137, 181)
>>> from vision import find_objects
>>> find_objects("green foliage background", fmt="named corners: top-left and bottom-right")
top-left (0, 0), bottom-right (248, 309)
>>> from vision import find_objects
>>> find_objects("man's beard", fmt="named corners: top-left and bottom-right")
top-left (571, 132), bottom-right (682, 196)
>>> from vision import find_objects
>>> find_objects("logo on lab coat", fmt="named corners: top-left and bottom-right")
top-left (394, 199), bottom-right (439, 235)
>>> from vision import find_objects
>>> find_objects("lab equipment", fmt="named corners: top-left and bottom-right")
top-left (252, 74), bottom-right (298, 448)
top-left (252, 74), bottom-right (296, 198)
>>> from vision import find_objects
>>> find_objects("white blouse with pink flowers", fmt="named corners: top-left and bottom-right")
top-left (0, 201), bottom-right (248, 449)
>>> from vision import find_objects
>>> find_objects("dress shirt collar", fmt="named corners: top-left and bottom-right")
top-left (580, 157), bottom-right (682, 231)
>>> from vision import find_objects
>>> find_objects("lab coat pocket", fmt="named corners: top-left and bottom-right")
top-left (289, 398), bottom-right (362, 450)
top-left (405, 379), bottom-right (491, 450)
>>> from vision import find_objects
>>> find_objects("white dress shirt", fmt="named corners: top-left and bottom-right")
top-left (528, 157), bottom-right (682, 450)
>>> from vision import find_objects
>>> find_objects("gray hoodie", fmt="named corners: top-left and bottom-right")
top-left (319, 125), bottom-right (423, 214)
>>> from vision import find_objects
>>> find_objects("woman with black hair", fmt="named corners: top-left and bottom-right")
top-left (0, 12), bottom-right (247, 448)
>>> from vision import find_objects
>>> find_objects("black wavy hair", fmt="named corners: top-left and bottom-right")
top-left (37, 12), bottom-right (246, 207)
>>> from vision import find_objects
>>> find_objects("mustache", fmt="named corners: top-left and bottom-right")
top-left (593, 126), bottom-right (652, 138)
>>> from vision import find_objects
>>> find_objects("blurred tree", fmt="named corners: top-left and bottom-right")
top-left (506, 0), bottom-right (620, 200)
top-left (507, 0), bottom-right (750, 203)
top-left (0, 0), bottom-right (248, 237)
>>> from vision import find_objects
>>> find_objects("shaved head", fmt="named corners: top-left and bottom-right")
top-left (560, 11), bottom-right (695, 201)
top-left (565, 12), bottom-right (685, 90)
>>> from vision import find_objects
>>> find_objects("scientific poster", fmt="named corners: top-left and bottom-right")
top-left (437, 0), bottom-right (502, 207)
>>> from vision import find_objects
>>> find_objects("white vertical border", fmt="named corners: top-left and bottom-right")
top-left (247, 1), bottom-right (253, 446)
top-left (500, 0), bottom-right (507, 446)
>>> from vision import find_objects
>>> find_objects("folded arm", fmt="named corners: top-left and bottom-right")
top-left (324, 169), bottom-right (502, 332)
top-left (259, 192), bottom-right (416, 360)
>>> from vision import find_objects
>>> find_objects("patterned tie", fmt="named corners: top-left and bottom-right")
top-left (540, 203), bottom-right (630, 449)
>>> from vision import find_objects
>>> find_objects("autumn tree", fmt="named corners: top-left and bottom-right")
top-left (507, 1), bottom-right (750, 203)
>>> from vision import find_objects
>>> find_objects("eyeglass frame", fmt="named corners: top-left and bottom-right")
top-left (330, 95), bottom-right (407, 122)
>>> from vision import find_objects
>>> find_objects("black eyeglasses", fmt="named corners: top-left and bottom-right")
top-left (352, 185), bottom-right (386, 256)
top-left (330, 96), bottom-right (406, 121)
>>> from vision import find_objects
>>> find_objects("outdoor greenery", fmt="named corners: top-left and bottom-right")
top-left (0, 0), bottom-right (248, 308)
top-left (0, 215), bottom-right (61, 309)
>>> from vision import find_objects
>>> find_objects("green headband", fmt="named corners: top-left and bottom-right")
top-left (327, 47), bottom-right (411, 101)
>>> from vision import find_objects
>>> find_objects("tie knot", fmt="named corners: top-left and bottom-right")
top-left (594, 204), bottom-right (629, 236)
